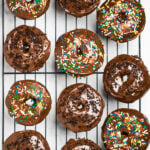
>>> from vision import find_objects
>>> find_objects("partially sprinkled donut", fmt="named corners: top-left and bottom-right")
top-left (55, 29), bottom-right (104, 77)
top-left (5, 80), bottom-right (51, 126)
top-left (6, 0), bottom-right (50, 20)
top-left (97, 0), bottom-right (146, 43)
top-left (57, 83), bottom-right (105, 132)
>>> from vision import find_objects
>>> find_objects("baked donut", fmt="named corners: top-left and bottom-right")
top-left (62, 138), bottom-right (101, 150)
top-left (97, 0), bottom-right (146, 43)
top-left (102, 108), bottom-right (150, 150)
top-left (104, 54), bottom-right (150, 103)
top-left (57, 0), bottom-right (100, 17)
top-left (55, 29), bottom-right (104, 77)
top-left (3, 130), bottom-right (50, 150)
top-left (6, 80), bottom-right (51, 126)
top-left (4, 25), bottom-right (50, 73)
top-left (57, 83), bottom-right (105, 132)
top-left (6, 0), bottom-right (50, 20)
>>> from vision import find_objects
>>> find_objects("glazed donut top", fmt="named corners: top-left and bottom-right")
top-left (3, 130), bottom-right (50, 150)
top-left (55, 29), bottom-right (104, 77)
top-left (57, 83), bottom-right (105, 132)
top-left (4, 25), bottom-right (50, 73)
top-left (62, 138), bottom-right (101, 150)
top-left (58, 0), bottom-right (100, 17)
top-left (102, 109), bottom-right (150, 150)
top-left (103, 54), bottom-right (150, 103)
top-left (97, 0), bottom-right (146, 42)
top-left (6, 80), bottom-right (51, 126)
top-left (6, 0), bottom-right (50, 19)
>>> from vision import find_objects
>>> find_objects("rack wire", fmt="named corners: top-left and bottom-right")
top-left (0, 0), bottom-right (149, 149)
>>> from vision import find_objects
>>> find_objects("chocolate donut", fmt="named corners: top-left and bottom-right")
top-left (102, 108), bottom-right (150, 150)
top-left (4, 25), bottom-right (50, 73)
top-left (104, 54), bottom-right (150, 103)
top-left (55, 29), bottom-right (104, 77)
top-left (62, 138), bottom-right (101, 150)
top-left (6, 80), bottom-right (51, 126)
top-left (6, 0), bottom-right (50, 20)
top-left (57, 0), bottom-right (100, 17)
top-left (3, 130), bottom-right (50, 150)
top-left (57, 83), bottom-right (105, 132)
top-left (97, 0), bottom-right (146, 43)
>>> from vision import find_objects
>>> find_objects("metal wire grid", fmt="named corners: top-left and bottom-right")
top-left (0, 0), bottom-right (148, 149)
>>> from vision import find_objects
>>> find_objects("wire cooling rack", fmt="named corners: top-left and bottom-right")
top-left (0, 0), bottom-right (150, 149)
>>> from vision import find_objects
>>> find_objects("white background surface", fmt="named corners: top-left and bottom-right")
top-left (0, 0), bottom-right (150, 149)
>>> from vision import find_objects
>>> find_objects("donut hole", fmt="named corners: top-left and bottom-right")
top-left (26, 0), bottom-right (34, 3)
top-left (77, 103), bottom-right (84, 110)
top-left (118, 11), bottom-right (127, 22)
top-left (77, 48), bottom-right (83, 55)
top-left (23, 42), bottom-right (30, 53)
top-left (121, 131), bottom-right (129, 136)
top-left (122, 75), bottom-right (128, 82)
top-left (25, 98), bottom-right (36, 106)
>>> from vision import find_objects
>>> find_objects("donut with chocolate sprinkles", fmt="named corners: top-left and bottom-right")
top-left (55, 29), bottom-right (104, 77)
top-left (5, 80), bottom-right (51, 126)
top-left (97, 0), bottom-right (146, 43)
top-left (57, 0), bottom-right (100, 17)
top-left (102, 108), bottom-right (150, 150)
top-left (6, 0), bottom-right (50, 20)
top-left (4, 25), bottom-right (50, 73)
top-left (57, 83), bottom-right (105, 132)
top-left (103, 54), bottom-right (150, 103)
top-left (62, 138), bottom-right (101, 150)
top-left (3, 130), bottom-right (50, 150)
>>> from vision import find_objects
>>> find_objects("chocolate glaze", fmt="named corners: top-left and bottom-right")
top-left (4, 25), bottom-right (50, 73)
top-left (6, 80), bottom-right (51, 126)
top-left (97, 0), bottom-right (146, 43)
top-left (104, 54), bottom-right (150, 103)
top-left (6, 0), bottom-right (50, 20)
top-left (55, 29), bottom-right (104, 77)
top-left (62, 138), bottom-right (101, 150)
top-left (57, 83), bottom-right (105, 132)
top-left (57, 0), bottom-right (100, 17)
top-left (102, 108), bottom-right (150, 150)
top-left (3, 130), bottom-right (50, 150)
